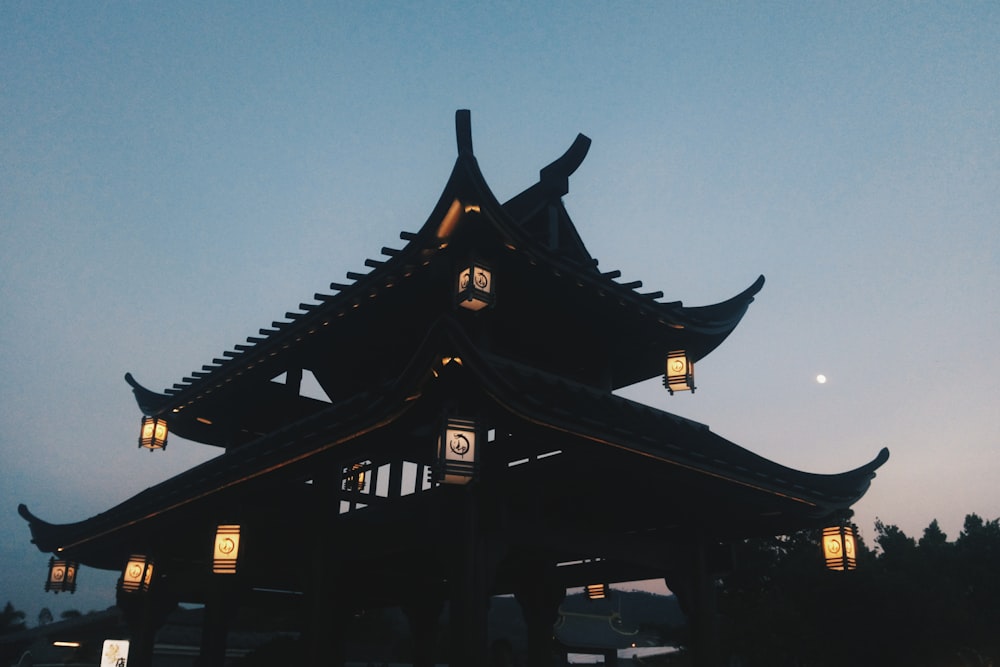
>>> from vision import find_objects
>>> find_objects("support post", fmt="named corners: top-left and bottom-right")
top-left (195, 580), bottom-right (236, 667)
top-left (303, 474), bottom-right (347, 667)
top-left (663, 539), bottom-right (724, 667)
top-left (448, 486), bottom-right (490, 667)
top-left (116, 585), bottom-right (176, 667)
top-left (401, 585), bottom-right (445, 667)
top-left (692, 539), bottom-right (721, 667)
top-left (513, 561), bottom-right (565, 667)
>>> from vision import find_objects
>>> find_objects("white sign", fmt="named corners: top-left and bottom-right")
top-left (101, 639), bottom-right (129, 667)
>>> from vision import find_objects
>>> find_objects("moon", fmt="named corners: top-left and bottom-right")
top-left (816, 374), bottom-right (827, 384)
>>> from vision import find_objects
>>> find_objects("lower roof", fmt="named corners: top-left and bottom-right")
top-left (20, 317), bottom-right (887, 597)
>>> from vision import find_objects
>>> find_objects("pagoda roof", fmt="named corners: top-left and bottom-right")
top-left (21, 317), bottom-right (887, 588)
top-left (125, 110), bottom-right (764, 449)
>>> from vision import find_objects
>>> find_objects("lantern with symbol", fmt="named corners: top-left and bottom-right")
top-left (823, 524), bottom-right (858, 571)
top-left (434, 417), bottom-right (480, 484)
top-left (664, 350), bottom-right (695, 394)
top-left (45, 557), bottom-right (78, 594)
top-left (138, 416), bottom-right (168, 451)
top-left (213, 524), bottom-right (241, 575)
top-left (455, 260), bottom-right (494, 311)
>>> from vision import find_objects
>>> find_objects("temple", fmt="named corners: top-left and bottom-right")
top-left (19, 111), bottom-right (887, 667)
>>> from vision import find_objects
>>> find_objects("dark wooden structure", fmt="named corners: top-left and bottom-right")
top-left (20, 111), bottom-right (887, 667)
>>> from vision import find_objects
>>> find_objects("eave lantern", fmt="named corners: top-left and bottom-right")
top-left (118, 554), bottom-right (155, 594)
top-left (45, 557), bottom-right (78, 594)
top-left (343, 461), bottom-right (369, 493)
top-left (664, 350), bottom-right (695, 395)
top-left (823, 524), bottom-right (858, 571)
top-left (434, 416), bottom-right (480, 485)
top-left (455, 259), bottom-right (494, 311)
top-left (138, 416), bottom-right (168, 451)
top-left (585, 583), bottom-right (609, 601)
top-left (213, 524), bottom-right (241, 575)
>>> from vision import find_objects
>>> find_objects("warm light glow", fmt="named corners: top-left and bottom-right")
top-left (585, 583), bottom-right (609, 600)
top-left (456, 260), bottom-right (494, 311)
top-left (823, 525), bottom-right (858, 571)
top-left (53, 641), bottom-right (81, 648)
top-left (464, 204), bottom-right (481, 213)
top-left (119, 555), bottom-right (154, 593)
top-left (436, 199), bottom-right (463, 239)
top-left (46, 557), bottom-right (78, 594)
top-left (816, 374), bottom-right (827, 384)
top-left (664, 350), bottom-right (695, 394)
top-left (436, 417), bottom-right (479, 484)
top-left (344, 461), bottom-right (368, 493)
top-left (138, 416), bottom-right (168, 450)
top-left (213, 524), bottom-right (241, 574)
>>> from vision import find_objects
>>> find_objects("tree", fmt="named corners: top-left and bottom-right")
top-left (718, 515), bottom-right (1000, 666)
top-left (0, 602), bottom-right (26, 635)
top-left (37, 607), bottom-right (53, 626)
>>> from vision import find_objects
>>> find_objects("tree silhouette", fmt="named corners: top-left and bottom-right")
top-left (719, 515), bottom-right (1000, 666)
top-left (0, 602), bottom-right (26, 635)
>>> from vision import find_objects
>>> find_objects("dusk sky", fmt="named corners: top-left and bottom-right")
top-left (2, 3), bottom-right (997, 622)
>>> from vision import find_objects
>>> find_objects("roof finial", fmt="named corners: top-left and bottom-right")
top-left (456, 109), bottom-right (473, 156)
top-left (540, 133), bottom-right (591, 196)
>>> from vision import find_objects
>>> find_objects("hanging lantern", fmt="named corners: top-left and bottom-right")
top-left (213, 524), bottom-right (241, 575)
top-left (823, 524), bottom-right (858, 571)
top-left (434, 417), bottom-right (480, 485)
top-left (455, 259), bottom-right (494, 311)
top-left (118, 555), bottom-right (155, 593)
top-left (45, 557), bottom-right (78, 594)
top-left (343, 461), bottom-right (369, 493)
top-left (663, 350), bottom-right (695, 394)
top-left (585, 583), bottom-right (609, 600)
top-left (138, 416), bottom-right (168, 451)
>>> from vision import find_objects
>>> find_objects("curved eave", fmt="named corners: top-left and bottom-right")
top-left (17, 318), bottom-right (463, 566)
top-left (18, 387), bottom-right (420, 566)
top-left (125, 110), bottom-right (763, 426)
top-left (123, 111), bottom-right (503, 423)
top-left (20, 317), bottom-right (888, 569)
top-left (124, 371), bottom-right (173, 415)
top-left (438, 322), bottom-right (887, 515)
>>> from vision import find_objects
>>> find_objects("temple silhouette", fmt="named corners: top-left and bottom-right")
top-left (20, 111), bottom-right (887, 667)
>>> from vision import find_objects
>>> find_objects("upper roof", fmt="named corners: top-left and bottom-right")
top-left (126, 110), bottom-right (764, 450)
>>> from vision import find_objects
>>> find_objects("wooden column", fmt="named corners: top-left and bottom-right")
top-left (663, 538), bottom-right (725, 667)
top-left (448, 486), bottom-right (490, 667)
top-left (513, 562), bottom-right (565, 667)
top-left (303, 474), bottom-right (347, 667)
top-left (195, 581), bottom-right (236, 667)
top-left (116, 585), bottom-right (176, 667)
top-left (694, 539), bottom-right (722, 667)
top-left (401, 586), bottom-right (445, 667)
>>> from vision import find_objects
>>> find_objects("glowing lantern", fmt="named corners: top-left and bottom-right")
top-left (455, 260), bottom-right (494, 311)
top-left (118, 555), bottom-right (155, 593)
top-left (45, 557), bottom-right (78, 594)
top-left (585, 583), bottom-right (609, 600)
top-left (213, 524), bottom-right (241, 575)
top-left (434, 417), bottom-right (480, 485)
top-left (138, 416), bottom-right (168, 451)
top-left (344, 461), bottom-right (368, 493)
top-left (823, 524), bottom-right (858, 571)
top-left (663, 350), bottom-right (695, 394)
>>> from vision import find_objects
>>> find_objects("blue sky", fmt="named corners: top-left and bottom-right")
top-left (2, 2), bottom-right (997, 621)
